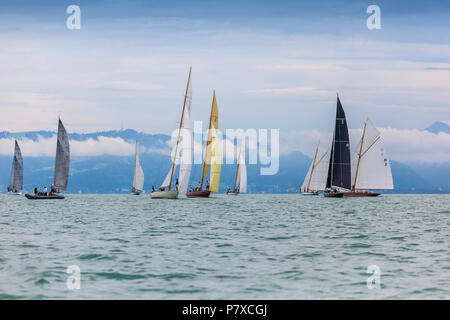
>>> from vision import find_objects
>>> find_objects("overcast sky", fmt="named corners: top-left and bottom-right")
top-left (0, 0), bottom-right (449, 162)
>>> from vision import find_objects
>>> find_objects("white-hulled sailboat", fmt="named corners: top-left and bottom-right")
top-left (344, 118), bottom-right (394, 197)
top-left (7, 140), bottom-right (23, 195)
top-left (151, 67), bottom-right (193, 199)
top-left (25, 118), bottom-right (70, 200)
top-left (300, 141), bottom-right (328, 195)
top-left (186, 91), bottom-right (222, 198)
top-left (226, 140), bottom-right (246, 195)
top-left (131, 141), bottom-right (145, 195)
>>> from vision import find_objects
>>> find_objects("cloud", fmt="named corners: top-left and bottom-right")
top-left (256, 63), bottom-right (346, 71)
top-left (0, 136), bottom-right (166, 157)
top-left (99, 81), bottom-right (163, 91)
top-left (425, 67), bottom-right (450, 71)
top-left (281, 128), bottom-right (450, 164)
top-left (247, 87), bottom-right (332, 95)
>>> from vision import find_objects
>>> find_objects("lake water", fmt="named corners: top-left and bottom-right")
top-left (0, 194), bottom-right (449, 299)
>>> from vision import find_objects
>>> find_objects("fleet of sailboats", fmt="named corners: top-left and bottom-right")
top-left (186, 91), bottom-right (222, 198)
top-left (2, 66), bottom-right (393, 199)
top-left (131, 141), bottom-right (145, 195)
top-left (7, 140), bottom-right (23, 195)
top-left (305, 94), bottom-right (394, 198)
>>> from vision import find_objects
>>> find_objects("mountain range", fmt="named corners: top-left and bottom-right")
top-left (0, 124), bottom-right (449, 194)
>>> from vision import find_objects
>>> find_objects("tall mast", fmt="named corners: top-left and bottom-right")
top-left (168, 66), bottom-right (192, 191)
top-left (234, 142), bottom-right (242, 191)
top-left (200, 90), bottom-right (216, 188)
top-left (306, 142), bottom-right (320, 192)
top-left (352, 119), bottom-right (367, 191)
top-left (133, 141), bottom-right (138, 188)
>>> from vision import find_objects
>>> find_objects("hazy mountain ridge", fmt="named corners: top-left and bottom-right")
top-left (425, 121), bottom-right (450, 134)
top-left (0, 129), bottom-right (448, 194)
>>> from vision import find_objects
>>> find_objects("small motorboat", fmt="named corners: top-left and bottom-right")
top-left (186, 189), bottom-right (211, 198)
top-left (25, 193), bottom-right (65, 200)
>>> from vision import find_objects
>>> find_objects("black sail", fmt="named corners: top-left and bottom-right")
top-left (326, 96), bottom-right (351, 190)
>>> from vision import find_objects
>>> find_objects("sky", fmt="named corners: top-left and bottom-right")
top-left (0, 0), bottom-right (449, 163)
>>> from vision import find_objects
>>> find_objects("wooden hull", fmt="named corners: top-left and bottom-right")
top-left (324, 191), bottom-right (344, 198)
top-left (131, 191), bottom-right (141, 195)
top-left (25, 193), bottom-right (65, 200)
top-left (226, 191), bottom-right (239, 195)
top-left (186, 190), bottom-right (211, 198)
top-left (343, 192), bottom-right (380, 197)
top-left (151, 190), bottom-right (179, 199)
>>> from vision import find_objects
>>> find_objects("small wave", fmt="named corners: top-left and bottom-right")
top-left (100, 238), bottom-right (130, 243)
top-left (35, 278), bottom-right (50, 286)
top-left (300, 252), bottom-right (323, 258)
top-left (78, 253), bottom-right (115, 260)
top-left (387, 236), bottom-right (406, 241)
top-left (216, 243), bottom-right (233, 248)
top-left (164, 288), bottom-right (206, 294)
top-left (265, 235), bottom-right (297, 241)
top-left (344, 243), bottom-right (372, 249)
top-left (17, 243), bottom-right (39, 248)
top-left (214, 274), bottom-right (245, 279)
top-left (93, 272), bottom-right (147, 280)
top-left (157, 273), bottom-right (196, 280)
top-left (0, 293), bottom-right (24, 299)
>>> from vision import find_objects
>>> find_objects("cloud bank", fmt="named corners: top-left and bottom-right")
top-left (1, 127), bottom-right (449, 164)
top-left (281, 128), bottom-right (450, 164)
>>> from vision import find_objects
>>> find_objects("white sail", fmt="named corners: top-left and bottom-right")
top-left (161, 165), bottom-right (175, 189)
top-left (132, 142), bottom-right (144, 192)
top-left (238, 141), bottom-right (247, 193)
top-left (53, 118), bottom-right (70, 191)
top-left (178, 77), bottom-right (193, 195)
top-left (159, 67), bottom-right (192, 193)
top-left (9, 140), bottom-right (23, 192)
top-left (351, 118), bottom-right (394, 190)
top-left (301, 142), bottom-right (328, 192)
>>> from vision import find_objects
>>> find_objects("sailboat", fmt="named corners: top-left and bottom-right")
top-left (186, 91), bottom-right (222, 198)
top-left (324, 95), bottom-right (351, 198)
top-left (226, 140), bottom-right (247, 195)
top-left (300, 141), bottom-right (328, 195)
top-left (344, 118), bottom-right (394, 197)
top-left (131, 141), bottom-right (145, 195)
top-left (25, 118), bottom-right (70, 200)
top-left (151, 67), bottom-right (193, 199)
top-left (7, 140), bottom-right (23, 195)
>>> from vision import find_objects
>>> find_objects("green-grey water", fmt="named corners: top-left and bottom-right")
top-left (0, 194), bottom-right (449, 299)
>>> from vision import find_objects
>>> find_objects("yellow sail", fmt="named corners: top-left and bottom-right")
top-left (201, 92), bottom-right (221, 192)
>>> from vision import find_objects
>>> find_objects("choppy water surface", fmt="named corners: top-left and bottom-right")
top-left (0, 194), bottom-right (449, 299)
